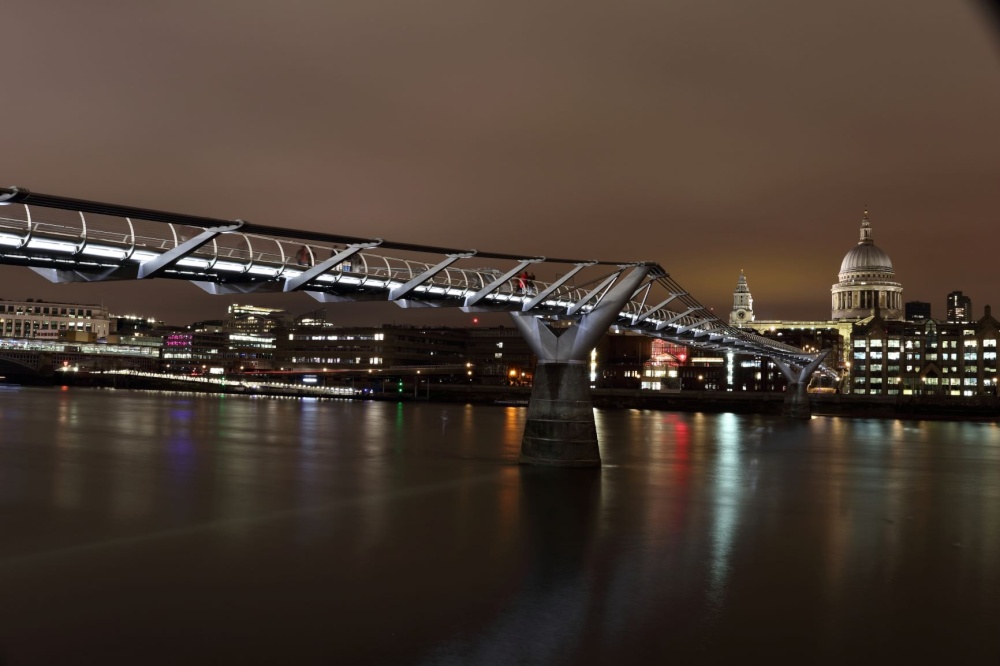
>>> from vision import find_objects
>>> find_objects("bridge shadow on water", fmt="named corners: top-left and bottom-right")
top-left (419, 466), bottom-right (605, 665)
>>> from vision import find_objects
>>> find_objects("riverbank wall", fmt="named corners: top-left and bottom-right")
top-left (9, 373), bottom-right (1000, 421)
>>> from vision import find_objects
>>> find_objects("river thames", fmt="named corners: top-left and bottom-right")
top-left (0, 387), bottom-right (998, 664)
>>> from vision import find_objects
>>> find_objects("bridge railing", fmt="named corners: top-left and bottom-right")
top-left (3, 206), bottom-right (544, 301)
top-left (3, 206), bottom-right (699, 321)
top-left (1, 191), bottom-right (836, 374)
top-left (3, 206), bottom-right (728, 330)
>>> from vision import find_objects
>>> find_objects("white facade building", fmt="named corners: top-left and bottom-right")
top-left (0, 298), bottom-right (110, 340)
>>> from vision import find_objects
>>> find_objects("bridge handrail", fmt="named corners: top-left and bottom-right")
top-left (1, 189), bottom-right (836, 376)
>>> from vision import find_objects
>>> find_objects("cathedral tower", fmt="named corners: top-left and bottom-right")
top-left (730, 270), bottom-right (755, 327)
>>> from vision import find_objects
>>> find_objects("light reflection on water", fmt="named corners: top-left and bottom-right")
top-left (0, 388), bottom-right (998, 663)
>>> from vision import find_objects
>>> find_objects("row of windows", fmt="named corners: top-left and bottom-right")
top-left (288, 356), bottom-right (384, 365)
top-left (0, 305), bottom-right (97, 317)
top-left (857, 338), bottom-right (997, 349)
top-left (857, 389), bottom-right (985, 396)
top-left (291, 333), bottom-right (387, 342)
top-left (857, 352), bottom-right (996, 367)
top-left (855, 377), bottom-right (982, 386)
top-left (1, 320), bottom-right (95, 330)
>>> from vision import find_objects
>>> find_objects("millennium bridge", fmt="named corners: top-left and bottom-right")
top-left (0, 185), bottom-right (833, 466)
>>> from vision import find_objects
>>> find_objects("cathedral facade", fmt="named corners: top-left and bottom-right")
top-left (830, 210), bottom-right (903, 321)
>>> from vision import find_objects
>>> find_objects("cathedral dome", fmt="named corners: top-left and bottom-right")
top-left (839, 242), bottom-right (893, 276)
top-left (830, 210), bottom-right (903, 322)
top-left (837, 211), bottom-right (894, 280)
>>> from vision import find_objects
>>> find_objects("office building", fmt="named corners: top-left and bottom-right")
top-left (946, 291), bottom-right (972, 323)
top-left (850, 306), bottom-right (999, 396)
top-left (905, 301), bottom-right (931, 322)
top-left (0, 297), bottom-right (110, 341)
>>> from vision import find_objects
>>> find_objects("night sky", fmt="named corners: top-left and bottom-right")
top-left (3, 1), bottom-right (999, 326)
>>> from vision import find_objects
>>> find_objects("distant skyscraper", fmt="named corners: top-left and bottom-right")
top-left (946, 291), bottom-right (972, 323)
top-left (729, 270), bottom-right (755, 327)
top-left (905, 301), bottom-right (931, 322)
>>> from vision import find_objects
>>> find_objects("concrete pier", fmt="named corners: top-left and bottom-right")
top-left (782, 381), bottom-right (812, 418)
top-left (509, 265), bottom-right (654, 467)
top-left (773, 349), bottom-right (831, 419)
top-left (520, 361), bottom-right (600, 466)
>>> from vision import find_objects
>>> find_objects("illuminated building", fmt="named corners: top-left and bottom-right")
top-left (465, 326), bottom-right (534, 386)
top-left (0, 297), bottom-right (110, 341)
top-left (677, 351), bottom-right (727, 391)
top-left (227, 304), bottom-right (287, 336)
top-left (729, 270), bottom-right (755, 326)
top-left (946, 291), bottom-right (972, 323)
top-left (642, 339), bottom-right (687, 390)
top-left (589, 330), bottom-right (652, 389)
top-left (0, 337), bottom-right (160, 376)
top-left (277, 325), bottom-right (466, 373)
top-left (159, 330), bottom-right (230, 373)
top-left (831, 210), bottom-right (903, 321)
top-left (850, 306), bottom-right (999, 396)
top-left (729, 211), bottom-right (902, 393)
top-left (273, 323), bottom-right (656, 389)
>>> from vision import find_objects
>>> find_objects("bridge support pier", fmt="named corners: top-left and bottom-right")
top-left (519, 360), bottom-right (600, 466)
top-left (510, 265), bottom-right (652, 467)
top-left (772, 349), bottom-right (831, 419)
top-left (782, 380), bottom-right (812, 418)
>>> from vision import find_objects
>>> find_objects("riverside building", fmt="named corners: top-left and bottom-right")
top-left (0, 297), bottom-right (110, 341)
top-left (850, 306), bottom-right (999, 396)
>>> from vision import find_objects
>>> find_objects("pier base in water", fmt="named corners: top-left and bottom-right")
top-left (520, 362), bottom-right (600, 467)
top-left (782, 381), bottom-right (812, 419)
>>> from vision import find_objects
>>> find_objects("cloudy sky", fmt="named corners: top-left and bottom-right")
top-left (2, 0), bottom-right (999, 325)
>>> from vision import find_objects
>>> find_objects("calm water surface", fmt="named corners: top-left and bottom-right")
top-left (1, 387), bottom-right (998, 664)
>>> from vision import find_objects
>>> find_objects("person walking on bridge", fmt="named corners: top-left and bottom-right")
top-left (518, 270), bottom-right (528, 295)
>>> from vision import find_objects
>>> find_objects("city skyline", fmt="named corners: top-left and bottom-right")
top-left (2, 1), bottom-right (999, 324)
